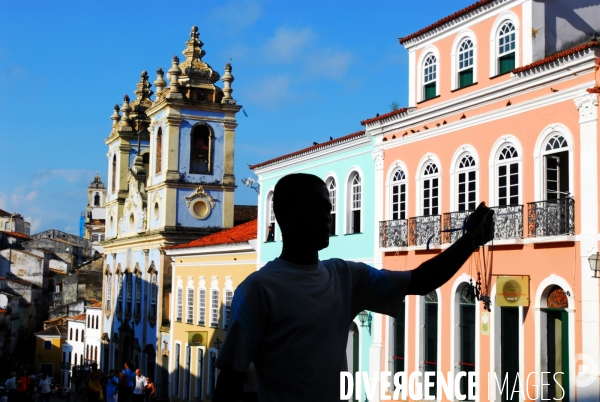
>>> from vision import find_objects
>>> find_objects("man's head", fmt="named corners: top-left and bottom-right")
top-left (124, 362), bottom-right (129, 369)
top-left (274, 173), bottom-right (331, 251)
top-left (136, 369), bottom-right (141, 377)
top-left (42, 374), bottom-right (47, 380)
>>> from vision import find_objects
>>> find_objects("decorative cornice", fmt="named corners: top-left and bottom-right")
top-left (184, 185), bottom-right (216, 208)
top-left (513, 42), bottom-right (598, 76)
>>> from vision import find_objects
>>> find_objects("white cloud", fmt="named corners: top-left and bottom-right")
top-left (263, 26), bottom-right (316, 63)
top-left (243, 75), bottom-right (291, 108)
top-left (25, 191), bottom-right (37, 201)
top-left (32, 169), bottom-right (95, 187)
top-left (306, 48), bottom-right (353, 80)
top-left (209, 0), bottom-right (263, 32)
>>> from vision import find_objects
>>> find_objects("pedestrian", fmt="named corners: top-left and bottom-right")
top-left (132, 370), bottom-right (146, 402)
top-left (212, 173), bottom-right (494, 401)
top-left (143, 378), bottom-right (154, 402)
top-left (5, 372), bottom-right (17, 402)
top-left (117, 373), bottom-right (128, 402)
top-left (106, 370), bottom-right (119, 402)
top-left (86, 363), bottom-right (103, 402)
top-left (121, 362), bottom-right (135, 402)
top-left (15, 370), bottom-right (30, 402)
top-left (37, 375), bottom-right (51, 402)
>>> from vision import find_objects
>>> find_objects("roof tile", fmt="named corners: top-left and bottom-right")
top-left (166, 219), bottom-right (257, 250)
top-left (361, 108), bottom-right (409, 126)
top-left (512, 40), bottom-right (598, 74)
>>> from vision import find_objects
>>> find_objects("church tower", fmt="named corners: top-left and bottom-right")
top-left (85, 174), bottom-right (106, 250)
top-left (101, 26), bottom-right (242, 382)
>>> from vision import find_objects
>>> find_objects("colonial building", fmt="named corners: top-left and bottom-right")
top-left (101, 26), bottom-right (241, 398)
top-left (34, 324), bottom-right (67, 379)
top-left (164, 219), bottom-right (257, 401)
top-left (358, 0), bottom-right (600, 400)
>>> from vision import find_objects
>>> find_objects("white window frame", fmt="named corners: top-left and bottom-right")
top-left (265, 190), bottom-right (276, 242)
top-left (325, 175), bottom-right (338, 235)
top-left (415, 154), bottom-right (442, 217)
top-left (116, 273), bottom-right (123, 312)
top-left (125, 273), bottom-right (133, 314)
top-left (210, 289), bottom-right (219, 328)
top-left (195, 347), bottom-right (205, 399)
top-left (105, 273), bottom-right (112, 311)
top-left (223, 289), bottom-right (233, 330)
top-left (533, 124), bottom-right (575, 202)
top-left (451, 32), bottom-right (477, 90)
top-left (489, 136), bottom-right (523, 207)
top-left (346, 170), bottom-right (363, 234)
top-left (456, 154), bottom-right (478, 212)
top-left (390, 167), bottom-right (407, 220)
top-left (176, 287), bottom-right (183, 323)
top-left (186, 287), bottom-right (194, 324)
top-left (450, 146), bottom-right (480, 212)
top-left (149, 273), bottom-right (157, 318)
top-left (416, 46), bottom-right (440, 103)
top-left (386, 161), bottom-right (410, 221)
top-left (489, 13), bottom-right (520, 77)
top-left (421, 162), bottom-right (440, 216)
top-left (198, 286), bottom-right (206, 326)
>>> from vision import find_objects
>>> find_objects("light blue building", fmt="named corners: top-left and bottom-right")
top-left (250, 130), bottom-right (387, 400)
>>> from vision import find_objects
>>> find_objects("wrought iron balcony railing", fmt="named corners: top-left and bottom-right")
top-left (442, 210), bottom-right (473, 243)
top-left (379, 219), bottom-right (408, 248)
top-left (490, 205), bottom-right (523, 240)
top-left (408, 215), bottom-right (441, 247)
top-left (527, 198), bottom-right (575, 237)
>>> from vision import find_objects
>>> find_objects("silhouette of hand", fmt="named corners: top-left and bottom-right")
top-left (465, 202), bottom-right (494, 250)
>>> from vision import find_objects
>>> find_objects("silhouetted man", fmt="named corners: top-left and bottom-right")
top-left (214, 173), bottom-right (493, 401)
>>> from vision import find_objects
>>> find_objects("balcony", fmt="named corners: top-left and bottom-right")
top-left (408, 215), bottom-right (441, 247)
top-left (527, 198), bottom-right (575, 238)
top-left (442, 210), bottom-right (472, 244)
top-left (491, 205), bottom-right (524, 240)
top-left (379, 219), bottom-right (408, 248)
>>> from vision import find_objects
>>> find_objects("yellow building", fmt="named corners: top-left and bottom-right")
top-left (164, 219), bottom-right (257, 401)
top-left (35, 324), bottom-right (67, 378)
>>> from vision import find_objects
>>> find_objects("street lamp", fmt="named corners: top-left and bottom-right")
top-left (588, 253), bottom-right (600, 278)
top-left (213, 337), bottom-right (223, 350)
top-left (241, 177), bottom-right (260, 193)
top-left (358, 311), bottom-right (372, 335)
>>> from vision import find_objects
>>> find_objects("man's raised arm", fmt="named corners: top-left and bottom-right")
top-left (406, 202), bottom-right (494, 295)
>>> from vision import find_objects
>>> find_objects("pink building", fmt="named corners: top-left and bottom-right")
top-left (364, 1), bottom-right (600, 401)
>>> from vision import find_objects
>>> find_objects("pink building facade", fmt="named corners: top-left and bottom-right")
top-left (364, 1), bottom-right (600, 401)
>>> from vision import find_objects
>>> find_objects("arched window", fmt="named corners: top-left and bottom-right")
top-left (176, 287), bottom-right (183, 323)
top-left (498, 22), bottom-right (516, 74)
top-left (198, 287), bottom-right (206, 326)
top-left (187, 288), bottom-right (194, 324)
top-left (134, 274), bottom-right (142, 315)
top-left (87, 316), bottom-right (90, 328)
top-left (116, 273), bottom-right (123, 313)
top-left (457, 284), bottom-right (476, 397)
top-left (543, 134), bottom-right (569, 200)
top-left (326, 178), bottom-right (337, 235)
top-left (75, 329), bottom-right (79, 342)
top-left (81, 330), bottom-right (84, 340)
top-left (149, 273), bottom-right (158, 318)
top-left (125, 273), bottom-right (133, 314)
top-left (70, 328), bottom-right (73, 340)
top-left (423, 54), bottom-right (437, 100)
top-left (391, 169), bottom-right (407, 220)
top-left (210, 289), bottom-right (220, 328)
top-left (458, 39), bottom-right (474, 88)
top-left (265, 191), bottom-right (275, 242)
top-left (497, 145), bottom-right (519, 206)
top-left (190, 124), bottom-right (212, 174)
top-left (94, 193), bottom-right (100, 206)
top-left (423, 291), bottom-right (438, 397)
top-left (457, 155), bottom-right (477, 211)
top-left (155, 127), bottom-right (163, 175)
top-left (111, 155), bottom-right (117, 194)
top-left (224, 289), bottom-right (234, 329)
top-left (422, 163), bottom-right (439, 216)
top-left (347, 172), bottom-right (362, 234)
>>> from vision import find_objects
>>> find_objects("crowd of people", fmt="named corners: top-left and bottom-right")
top-left (3, 362), bottom-right (155, 402)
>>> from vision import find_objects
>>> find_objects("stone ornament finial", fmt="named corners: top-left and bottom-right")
top-left (119, 95), bottom-right (132, 128)
top-left (179, 26), bottom-right (220, 85)
top-left (154, 67), bottom-right (166, 95)
top-left (168, 56), bottom-right (182, 94)
top-left (221, 60), bottom-right (236, 104)
top-left (111, 104), bottom-right (121, 127)
top-left (131, 70), bottom-right (154, 109)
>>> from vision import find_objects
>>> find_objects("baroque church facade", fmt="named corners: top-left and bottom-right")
top-left (101, 26), bottom-right (241, 398)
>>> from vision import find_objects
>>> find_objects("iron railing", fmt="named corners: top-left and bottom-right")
top-left (490, 205), bottom-right (523, 240)
top-left (379, 219), bottom-right (409, 248)
top-left (527, 198), bottom-right (575, 237)
top-left (442, 210), bottom-right (473, 243)
top-left (408, 215), bottom-right (441, 246)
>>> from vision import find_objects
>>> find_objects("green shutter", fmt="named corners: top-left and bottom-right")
top-left (424, 82), bottom-right (436, 100)
top-left (501, 308), bottom-right (519, 402)
top-left (459, 68), bottom-right (473, 88)
top-left (499, 53), bottom-right (515, 75)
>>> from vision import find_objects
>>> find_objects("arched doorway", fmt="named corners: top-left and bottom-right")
top-left (457, 284), bottom-right (476, 399)
top-left (543, 285), bottom-right (569, 401)
top-left (423, 291), bottom-right (438, 398)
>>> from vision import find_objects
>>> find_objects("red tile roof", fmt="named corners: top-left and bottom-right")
top-left (234, 205), bottom-right (258, 225)
top-left (399, 0), bottom-right (494, 44)
top-left (361, 108), bottom-right (409, 126)
top-left (1, 231), bottom-right (30, 240)
top-left (512, 40), bottom-right (599, 74)
top-left (249, 131), bottom-right (366, 170)
top-left (67, 314), bottom-right (86, 322)
top-left (166, 219), bottom-right (257, 250)
top-left (588, 86), bottom-right (600, 94)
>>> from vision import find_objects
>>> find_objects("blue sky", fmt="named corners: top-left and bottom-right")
top-left (0, 0), bottom-right (474, 234)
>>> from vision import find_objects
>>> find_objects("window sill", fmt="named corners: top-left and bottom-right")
top-left (329, 234), bottom-right (338, 237)
top-left (417, 95), bottom-right (440, 105)
top-left (344, 232), bottom-right (363, 236)
top-left (264, 240), bottom-right (277, 244)
top-left (450, 82), bottom-right (478, 93)
top-left (489, 71), bottom-right (512, 80)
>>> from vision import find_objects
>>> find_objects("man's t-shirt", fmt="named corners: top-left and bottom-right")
top-left (215, 258), bottom-right (411, 402)
top-left (133, 376), bottom-right (147, 395)
top-left (122, 369), bottom-right (135, 387)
